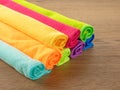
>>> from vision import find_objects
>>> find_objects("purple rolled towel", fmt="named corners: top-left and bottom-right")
top-left (70, 40), bottom-right (85, 58)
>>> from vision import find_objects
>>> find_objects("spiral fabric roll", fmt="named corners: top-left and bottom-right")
top-left (13, 0), bottom-right (94, 42)
top-left (0, 0), bottom-right (80, 48)
top-left (0, 40), bottom-right (51, 80)
top-left (0, 5), bottom-right (68, 50)
top-left (83, 35), bottom-right (94, 50)
top-left (57, 48), bottom-right (71, 66)
top-left (0, 21), bottom-right (61, 70)
top-left (70, 40), bottom-right (85, 58)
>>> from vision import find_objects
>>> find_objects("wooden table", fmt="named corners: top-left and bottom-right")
top-left (0, 0), bottom-right (120, 90)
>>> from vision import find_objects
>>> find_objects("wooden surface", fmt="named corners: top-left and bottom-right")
top-left (0, 0), bottom-right (120, 90)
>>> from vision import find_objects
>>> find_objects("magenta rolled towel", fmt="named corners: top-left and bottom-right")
top-left (0, 0), bottom-right (80, 48)
top-left (70, 40), bottom-right (85, 58)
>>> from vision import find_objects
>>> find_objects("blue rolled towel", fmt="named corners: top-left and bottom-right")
top-left (0, 40), bottom-right (51, 80)
top-left (83, 35), bottom-right (94, 50)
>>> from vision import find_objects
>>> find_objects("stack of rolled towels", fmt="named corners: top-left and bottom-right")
top-left (0, 0), bottom-right (94, 80)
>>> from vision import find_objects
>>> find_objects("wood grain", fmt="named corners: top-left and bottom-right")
top-left (0, 0), bottom-right (120, 90)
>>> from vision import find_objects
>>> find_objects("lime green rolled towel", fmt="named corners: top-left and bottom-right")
top-left (13, 0), bottom-right (94, 42)
top-left (57, 48), bottom-right (70, 66)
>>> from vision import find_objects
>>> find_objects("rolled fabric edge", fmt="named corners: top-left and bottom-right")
top-left (41, 51), bottom-right (61, 69)
top-left (83, 43), bottom-right (94, 51)
top-left (53, 34), bottom-right (68, 50)
top-left (17, 60), bottom-right (51, 80)
top-left (83, 35), bottom-right (94, 50)
top-left (65, 30), bottom-right (80, 48)
top-left (57, 57), bottom-right (70, 66)
top-left (0, 40), bottom-right (51, 80)
top-left (86, 34), bottom-right (94, 44)
top-left (57, 48), bottom-right (71, 66)
top-left (70, 40), bottom-right (85, 58)
top-left (80, 24), bottom-right (94, 42)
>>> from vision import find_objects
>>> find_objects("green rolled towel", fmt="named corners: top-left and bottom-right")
top-left (0, 40), bottom-right (51, 80)
top-left (13, 0), bottom-right (94, 42)
top-left (57, 48), bottom-right (70, 66)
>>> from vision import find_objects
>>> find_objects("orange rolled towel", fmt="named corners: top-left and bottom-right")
top-left (0, 21), bottom-right (61, 70)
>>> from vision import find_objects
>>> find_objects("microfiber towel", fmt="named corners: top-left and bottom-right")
top-left (70, 40), bottom-right (85, 58)
top-left (0, 21), bottom-right (61, 70)
top-left (0, 0), bottom-right (7, 4)
top-left (0, 5), bottom-right (68, 50)
top-left (83, 35), bottom-right (94, 50)
top-left (57, 48), bottom-right (70, 66)
top-left (13, 0), bottom-right (94, 42)
top-left (0, 40), bottom-right (51, 80)
top-left (0, 0), bottom-right (80, 48)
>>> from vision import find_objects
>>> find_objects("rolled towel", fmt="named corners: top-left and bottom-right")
top-left (57, 48), bottom-right (70, 66)
top-left (0, 40), bottom-right (51, 80)
top-left (0, 21), bottom-right (61, 70)
top-left (0, 0), bottom-right (8, 4)
top-left (0, 0), bottom-right (80, 48)
top-left (83, 35), bottom-right (94, 50)
top-left (13, 0), bottom-right (94, 42)
top-left (0, 5), bottom-right (68, 50)
top-left (70, 40), bottom-right (85, 58)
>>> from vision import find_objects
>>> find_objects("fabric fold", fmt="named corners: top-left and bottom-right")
top-left (0, 21), bottom-right (61, 70)
top-left (0, 5), bottom-right (68, 50)
top-left (83, 35), bottom-right (94, 50)
top-left (13, 0), bottom-right (94, 42)
top-left (57, 48), bottom-right (70, 66)
top-left (0, 0), bottom-right (8, 4)
top-left (0, 40), bottom-right (51, 80)
top-left (0, 0), bottom-right (80, 48)
top-left (70, 40), bottom-right (85, 58)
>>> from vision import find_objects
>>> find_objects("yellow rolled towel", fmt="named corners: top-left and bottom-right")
top-left (0, 21), bottom-right (61, 70)
top-left (0, 5), bottom-right (68, 50)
